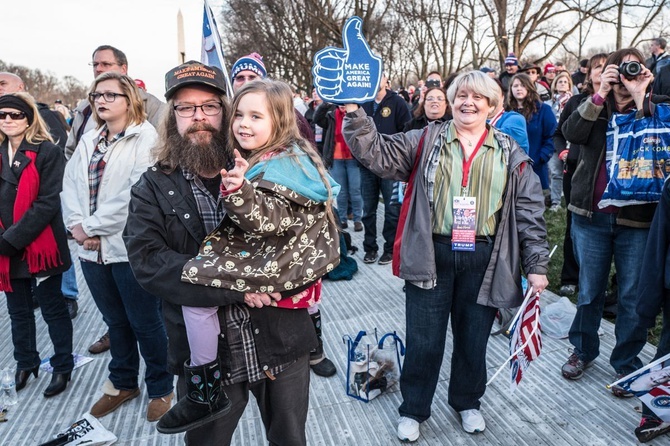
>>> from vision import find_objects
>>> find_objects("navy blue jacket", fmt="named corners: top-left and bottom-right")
top-left (637, 179), bottom-right (670, 329)
top-left (361, 89), bottom-right (411, 135)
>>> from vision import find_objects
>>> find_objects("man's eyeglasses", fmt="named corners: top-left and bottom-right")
top-left (173, 102), bottom-right (223, 118)
top-left (425, 97), bottom-right (446, 103)
top-left (0, 111), bottom-right (27, 120)
top-left (89, 62), bottom-right (120, 69)
top-left (89, 92), bottom-right (128, 102)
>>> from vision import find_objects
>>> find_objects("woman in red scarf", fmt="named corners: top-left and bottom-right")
top-left (0, 92), bottom-right (74, 398)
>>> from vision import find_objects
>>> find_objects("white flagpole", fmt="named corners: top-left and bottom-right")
top-left (608, 351), bottom-right (670, 389)
top-left (504, 285), bottom-right (534, 337)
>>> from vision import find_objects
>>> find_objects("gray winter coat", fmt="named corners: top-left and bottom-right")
top-left (343, 107), bottom-right (549, 309)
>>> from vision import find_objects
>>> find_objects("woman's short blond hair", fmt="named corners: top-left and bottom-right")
top-left (446, 70), bottom-right (500, 110)
top-left (89, 72), bottom-right (146, 129)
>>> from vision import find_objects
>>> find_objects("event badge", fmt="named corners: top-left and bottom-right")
top-left (452, 196), bottom-right (476, 251)
top-left (312, 16), bottom-right (382, 104)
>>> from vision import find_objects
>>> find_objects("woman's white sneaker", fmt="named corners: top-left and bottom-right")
top-left (397, 416), bottom-right (420, 442)
top-left (459, 409), bottom-right (486, 433)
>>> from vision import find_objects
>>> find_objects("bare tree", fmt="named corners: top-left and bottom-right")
top-left (217, 0), bottom-right (669, 90)
top-left (222, 0), bottom-right (391, 93)
top-left (0, 60), bottom-right (87, 108)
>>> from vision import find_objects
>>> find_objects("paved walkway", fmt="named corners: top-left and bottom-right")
top-left (0, 220), bottom-right (668, 445)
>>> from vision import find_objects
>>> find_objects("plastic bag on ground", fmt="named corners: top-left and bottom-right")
top-left (540, 297), bottom-right (577, 339)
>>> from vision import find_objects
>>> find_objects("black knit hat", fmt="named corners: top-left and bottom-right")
top-left (0, 95), bottom-right (35, 125)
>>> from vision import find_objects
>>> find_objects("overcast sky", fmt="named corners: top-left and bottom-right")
top-left (0, 0), bottom-right (222, 98)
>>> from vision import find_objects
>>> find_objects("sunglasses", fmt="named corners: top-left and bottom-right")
top-left (0, 111), bottom-right (27, 120)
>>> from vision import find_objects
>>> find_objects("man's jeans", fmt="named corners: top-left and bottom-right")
top-left (569, 213), bottom-right (649, 374)
top-left (399, 239), bottom-right (497, 422)
top-left (360, 166), bottom-right (400, 255)
top-left (62, 238), bottom-right (79, 300)
top-left (330, 159), bottom-right (363, 223)
top-left (81, 261), bottom-right (172, 398)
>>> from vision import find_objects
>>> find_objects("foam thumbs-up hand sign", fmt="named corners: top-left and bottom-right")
top-left (312, 16), bottom-right (382, 104)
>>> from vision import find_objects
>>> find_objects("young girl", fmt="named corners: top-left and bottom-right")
top-left (157, 79), bottom-right (340, 434)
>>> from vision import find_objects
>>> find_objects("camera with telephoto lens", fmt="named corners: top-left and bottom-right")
top-left (618, 61), bottom-right (642, 81)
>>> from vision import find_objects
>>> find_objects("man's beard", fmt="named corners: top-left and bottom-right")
top-left (169, 123), bottom-right (232, 176)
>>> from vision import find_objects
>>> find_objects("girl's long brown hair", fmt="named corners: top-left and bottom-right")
top-left (230, 79), bottom-right (336, 224)
top-left (505, 73), bottom-right (539, 121)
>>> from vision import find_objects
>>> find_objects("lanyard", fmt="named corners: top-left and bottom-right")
top-left (460, 131), bottom-right (488, 192)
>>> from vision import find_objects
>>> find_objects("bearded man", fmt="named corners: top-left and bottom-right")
top-left (123, 61), bottom-right (316, 445)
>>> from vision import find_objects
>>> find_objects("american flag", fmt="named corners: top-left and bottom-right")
top-left (509, 288), bottom-right (542, 392)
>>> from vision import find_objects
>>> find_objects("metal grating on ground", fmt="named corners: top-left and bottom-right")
top-left (0, 210), bottom-right (668, 445)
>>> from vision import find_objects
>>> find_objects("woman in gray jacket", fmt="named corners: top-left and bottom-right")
top-left (343, 71), bottom-right (549, 442)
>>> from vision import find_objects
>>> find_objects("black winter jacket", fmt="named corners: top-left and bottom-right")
top-left (313, 102), bottom-right (337, 168)
top-left (361, 89), bottom-right (411, 135)
top-left (124, 165), bottom-right (317, 375)
top-left (402, 114), bottom-right (448, 132)
top-left (553, 93), bottom-right (588, 173)
top-left (0, 139), bottom-right (71, 278)
top-left (37, 103), bottom-right (68, 150)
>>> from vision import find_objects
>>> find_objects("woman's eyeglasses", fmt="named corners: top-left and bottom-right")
top-left (425, 97), bottom-right (446, 103)
top-left (173, 102), bottom-right (223, 118)
top-left (0, 111), bottom-right (27, 120)
top-left (88, 92), bottom-right (128, 102)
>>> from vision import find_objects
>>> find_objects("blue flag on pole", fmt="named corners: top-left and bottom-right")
top-left (201, 0), bottom-right (233, 96)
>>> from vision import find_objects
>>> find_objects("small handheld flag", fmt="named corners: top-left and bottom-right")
top-left (487, 286), bottom-right (542, 391)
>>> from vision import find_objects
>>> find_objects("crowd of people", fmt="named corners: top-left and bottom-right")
top-left (1, 36), bottom-right (670, 445)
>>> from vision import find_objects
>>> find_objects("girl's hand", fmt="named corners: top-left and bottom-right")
top-left (221, 149), bottom-right (249, 191)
